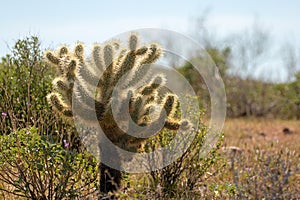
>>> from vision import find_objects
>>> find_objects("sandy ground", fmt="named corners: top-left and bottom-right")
top-left (222, 118), bottom-right (300, 150)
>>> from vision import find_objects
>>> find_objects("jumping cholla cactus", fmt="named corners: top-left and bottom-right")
top-left (44, 33), bottom-right (191, 193)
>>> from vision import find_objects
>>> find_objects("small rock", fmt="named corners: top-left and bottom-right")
top-left (245, 134), bottom-right (253, 139)
top-left (283, 127), bottom-right (293, 134)
top-left (221, 146), bottom-right (243, 154)
top-left (258, 132), bottom-right (266, 137)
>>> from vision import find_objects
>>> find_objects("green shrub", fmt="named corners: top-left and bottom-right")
top-left (275, 73), bottom-right (300, 119)
top-left (133, 115), bottom-right (224, 198)
top-left (0, 127), bottom-right (98, 199)
top-left (0, 36), bottom-right (51, 133)
top-left (0, 35), bottom-right (80, 150)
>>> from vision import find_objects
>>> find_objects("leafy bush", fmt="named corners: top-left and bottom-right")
top-left (275, 73), bottom-right (300, 119)
top-left (0, 36), bottom-right (80, 150)
top-left (0, 127), bottom-right (98, 199)
top-left (126, 117), bottom-right (224, 199)
top-left (0, 36), bottom-right (51, 133)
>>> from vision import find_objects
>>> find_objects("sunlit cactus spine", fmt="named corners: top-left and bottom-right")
top-left (44, 33), bottom-right (190, 194)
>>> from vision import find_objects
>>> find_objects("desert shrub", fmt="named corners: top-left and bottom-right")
top-left (128, 115), bottom-right (224, 199)
top-left (0, 36), bottom-right (80, 149)
top-left (275, 73), bottom-right (300, 119)
top-left (0, 36), bottom-right (51, 133)
top-left (178, 47), bottom-right (230, 111)
top-left (0, 127), bottom-right (98, 199)
top-left (239, 148), bottom-right (299, 199)
top-left (210, 146), bottom-right (300, 199)
top-left (225, 77), bottom-right (281, 117)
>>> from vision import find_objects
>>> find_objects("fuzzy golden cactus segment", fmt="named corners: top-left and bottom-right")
top-left (45, 33), bottom-right (190, 153)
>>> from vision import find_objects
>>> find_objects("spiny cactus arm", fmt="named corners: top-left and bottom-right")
top-left (48, 83), bottom-right (105, 122)
top-left (45, 44), bottom-right (106, 121)
top-left (164, 119), bottom-right (189, 130)
top-left (161, 94), bottom-right (178, 117)
top-left (77, 64), bottom-right (100, 86)
top-left (73, 42), bottom-right (116, 117)
top-left (73, 42), bottom-right (85, 62)
top-left (125, 73), bottom-right (166, 127)
top-left (113, 50), bottom-right (136, 82)
top-left (128, 34), bottom-right (153, 56)
top-left (135, 46), bottom-right (148, 55)
top-left (122, 64), bottom-right (152, 89)
top-left (51, 77), bottom-right (73, 102)
top-left (44, 45), bottom-right (69, 63)
top-left (140, 74), bottom-right (166, 96)
top-left (113, 34), bottom-right (149, 84)
top-left (139, 92), bottom-right (190, 131)
top-left (92, 40), bottom-right (122, 74)
top-left (92, 44), bottom-right (105, 73)
top-left (58, 46), bottom-right (69, 57)
top-left (65, 59), bottom-right (77, 81)
top-left (44, 51), bottom-right (59, 65)
top-left (74, 44), bottom-right (101, 86)
top-left (117, 42), bottom-right (162, 89)
top-left (97, 35), bottom-right (158, 104)
top-left (160, 93), bottom-right (190, 130)
top-left (46, 47), bottom-right (77, 81)
top-left (74, 83), bottom-right (105, 113)
top-left (131, 95), bottom-right (143, 123)
top-left (121, 44), bottom-right (162, 90)
top-left (114, 49), bottom-right (127, 67)
top-left (128, 33), bottom-right (138, 51)
top-left (70, 43), bottom-right (107, 121)
top-left (45, 46), bottom-right (78, 117)
top-left (47, 93), bottom-right (73, 117)
top-left (139, 43), bottom-right (162, 65)
top-left (93, 43), bottom-right (117, 103)
top-left (73, 42), bottom-right (106, 102)
top-left (111, 40), bottom-right (121, 50)
top-left (90, 33), bottom-right (162, 108)
top-left (128, 95), bottom-right (153, 126)
top-left (44, 46), bottom-right (74, 78)
top-left (129, 74), bottom-right (165, 120)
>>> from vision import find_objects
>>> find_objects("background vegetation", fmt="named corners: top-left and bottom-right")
top-left (0, 19), bottom-right (299, 199)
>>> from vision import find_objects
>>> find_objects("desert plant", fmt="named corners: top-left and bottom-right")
top-left (276, 72), bottom-right (300, 119)
top-left (0, 36), bottom-right (54, 134)
top-left (0, 36), bottom-right (78, 150)
top-left (44, 33), bottom-right (192, 194)
top-left (0, 127), bottom-right (98, 200)
top-left (226, 147), bottom-right (300, 199)
top-left (144, 123), bottom-right (224, 198)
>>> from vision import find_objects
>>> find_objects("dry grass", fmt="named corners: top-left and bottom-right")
top-left (216, 118), bottom-right (300, 199)
top-left (223, 118), bottom-right (300, 150)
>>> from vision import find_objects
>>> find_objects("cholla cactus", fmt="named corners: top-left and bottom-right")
top-left (45, 33), bottom-right (190, 151)
top-left (45, 33), bottom-right (190, 193)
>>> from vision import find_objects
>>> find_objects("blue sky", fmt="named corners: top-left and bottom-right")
top-left (1, 0), bottom-right (300, 80)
